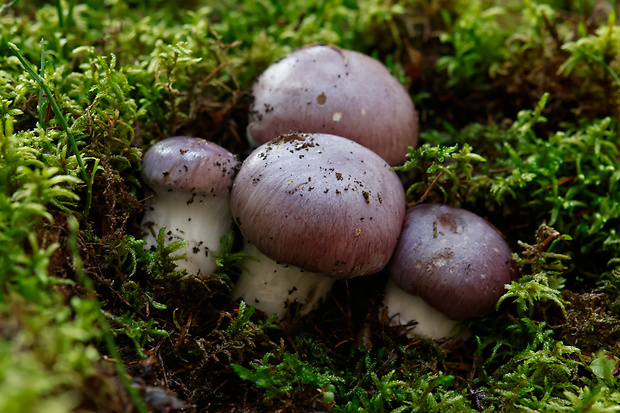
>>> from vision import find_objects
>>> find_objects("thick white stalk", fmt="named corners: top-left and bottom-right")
top-left (382, 279), bottom-right (468, 341)
top-left (142, 192), bottom-right (232, 276)
top-left (233, 243), bottom-right (335, 319)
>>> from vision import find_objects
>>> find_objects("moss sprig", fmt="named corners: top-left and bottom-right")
top-left (394, 142), bottom-right (487, 207)
top-left (498, 223), bottom-right (571, 318)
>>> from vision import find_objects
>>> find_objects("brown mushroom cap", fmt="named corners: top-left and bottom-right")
top-left (388, 204), bottom-right (513, 320)
top-left (230, 133), bottom-right (406, 279)
top-left (248, 45), bottom-right (419, 166)
top-left (141, 136), bottom-right (238, 196)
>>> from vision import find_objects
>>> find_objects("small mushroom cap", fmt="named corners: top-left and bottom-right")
top-left (248, 45), bottom-right (419, 166)
top-left (230, 133), bottom-right (406, 279)
top-left (388, 204), bottom-right (513, 320)
top-left (141, 136), bottom-right (238, 196)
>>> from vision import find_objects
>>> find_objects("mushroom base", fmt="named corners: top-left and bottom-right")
top-left (233, 243), bottom-right (335, 319)
top-left (382, 279), bottom-right (468, 341)
top-left (141, 192), bottom-right (232, 276)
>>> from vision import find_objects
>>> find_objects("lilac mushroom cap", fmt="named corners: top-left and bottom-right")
top-left (141, 136), bottom-right (239, 276)
top-left (232, 132), bottom-right (406, 277)
top-left (142, 136), bottom-right (237, 197)
top-left (230, 132), bottom-right (406, 317)
top-left (384, 203), bottom-right (513, 339)
top-left (248, 45), bottom-right (419, 166)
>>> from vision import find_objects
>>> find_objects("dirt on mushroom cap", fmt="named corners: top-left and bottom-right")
top-left (231, 133), bottom-right (406, 278)
top-left (141, 136), bottom-right (239, 196)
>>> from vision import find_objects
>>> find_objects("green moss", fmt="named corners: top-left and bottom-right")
top-left (0, 294), bottom-right (110, 412)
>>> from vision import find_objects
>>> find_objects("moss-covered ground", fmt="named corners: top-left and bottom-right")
top-left (2, 0), bottom-right (620, 411)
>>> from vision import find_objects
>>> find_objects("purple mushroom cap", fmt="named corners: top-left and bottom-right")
top-left (388, 204), bottom-right (513, 320)
top-left (142, 136), bottom-right (238, 196)
top-left (247, 45), bottom-right (419, 166)
top-left (230, 132), bottom-right (406, 279)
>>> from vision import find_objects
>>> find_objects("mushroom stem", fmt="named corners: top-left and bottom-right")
top-left (233, 243), bottom-right (335, 319)
top-left (142, 193), bottom-right (232, 276)
top-left (383, 279), bottom-right (467, 341)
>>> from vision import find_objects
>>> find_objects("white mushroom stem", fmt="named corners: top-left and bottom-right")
top-left (382, 279), bottom-right (468, 341)
top-left (233, 243), bottom-right (335, 319)
top-left (142, 192), bottom-right (232, 276)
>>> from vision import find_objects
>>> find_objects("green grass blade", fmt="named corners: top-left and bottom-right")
top-left (6, 41), bottom-right (88, 182)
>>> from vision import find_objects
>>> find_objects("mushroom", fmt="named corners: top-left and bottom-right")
top-left (141, 136), bottom-right (239, 276)
top-left (230, 132), bottom-right (406, 318)
top-left (247, 45), bottom-right (419, 166)
top-left (383, 203), bottom-right (513, 340)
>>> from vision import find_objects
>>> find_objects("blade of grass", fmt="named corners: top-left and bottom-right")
top-left (84, 157), bottom-right (101, 216)
top-left (6, 40), bottom-right (88, 182)
top-left (584, 51), bottom-right (620, 89)
top-left (55, 0), bottom-right (64, 29)
top-left (38, 39), bottom-right (48, 131)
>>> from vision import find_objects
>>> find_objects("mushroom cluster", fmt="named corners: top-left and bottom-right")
top-left (139, 46), bottom-right (514, 340)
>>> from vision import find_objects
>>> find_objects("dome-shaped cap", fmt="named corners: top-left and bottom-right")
top-left (231, 133), bottom-right (406, 279)
top-left (248, 45), bottom-right (418, 166)
top-left (388, 204), bottom-right (513, 320)
top-left (142, 136), bottom-right (238, 196)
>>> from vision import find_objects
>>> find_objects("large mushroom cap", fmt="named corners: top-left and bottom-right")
top-left (388, 204), bottom-right (513, 320)
top-left (142, 136), bottom-right (238, 196)
top-left (230, 133), bottom-right (406, 279)
top-left (248, 45), bottom-right (419, 166)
